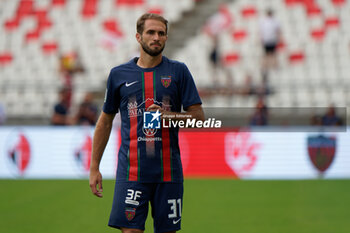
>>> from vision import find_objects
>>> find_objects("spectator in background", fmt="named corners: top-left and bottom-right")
top-left (250, 97), bottom-right (268, 126)
top-left (310, 114), bottom-right (322, 126)
top-left (259, 9), bottom-right (281, 72)
top-left (203, 4), bottom-right (232, 37)
top-left (51, 88), bottom-right (72, 125)
top-left (209, 35), bottom-right (219, 72)
top-left (241, 73), bottom-right (255, 95)
top-left (74, 92), bottom-right (98, 126)
top-left (59, 51), bottom-right (85, 108)
top-left (321, 105), bottom-right (343, 126)
top-left (204, 4), bottom-right (234, 91)
top-left (0, 102), bottom-right (6, 125)
top-left (240, 73), bottom-right (271, 96)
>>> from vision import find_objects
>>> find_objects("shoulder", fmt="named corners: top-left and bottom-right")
top-left (163, 56), bottom-right (188, 72)
top-left (163, 56), bottom-right (186, 67)
top-left (110, 58), bottom-right (136, 75)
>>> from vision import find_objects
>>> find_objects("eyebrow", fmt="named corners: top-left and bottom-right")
top-left (145, 29), bottom-right (166, 35)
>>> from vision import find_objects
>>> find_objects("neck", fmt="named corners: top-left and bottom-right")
top-left (137, 51), bottom-right (163, 68)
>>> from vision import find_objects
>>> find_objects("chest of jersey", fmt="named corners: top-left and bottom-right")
top-left (119, 70), bottom-right (180, 111)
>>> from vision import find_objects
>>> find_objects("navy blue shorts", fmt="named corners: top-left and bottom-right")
top-left (108, 182), bottom-right (183, 233)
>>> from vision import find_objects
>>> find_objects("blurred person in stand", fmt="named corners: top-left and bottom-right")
top-left (203, 4), bottom-right (234, 93)
top-left (0, 102), bottom-right (6, 125)
top-left (259, 9), bottom-right (281, 73)
top-left (240, 73), bottom-right (255, 95)
top-left (74, 92), bottom-right (98, 126)
top-left (250, 97), bottom-right (268, 126)
top-left (321, 105), bottom-right (343, 126)
top-left (59, 51), bottom-right (85, 108)
top-left (51, 88), bottom-right (72, 125)
top-left (240, 73), bottom-right (271, 96)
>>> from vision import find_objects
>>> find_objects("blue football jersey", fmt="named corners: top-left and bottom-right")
top-left (103, 56), bottom-right (202, 182)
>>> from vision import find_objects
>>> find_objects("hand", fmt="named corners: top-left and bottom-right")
top-left (147, 104), bottom-right (172, 119)
top-left (89, 169), bottom-right (103, 198)
top-left (147, 104), bottom-right (162, 112)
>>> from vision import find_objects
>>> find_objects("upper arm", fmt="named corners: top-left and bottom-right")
top-left (97, 111), bottom-right (116, 128)
top-left (180, 64), bottom-right (202, 110)
top-left (103, 69), bottom-right (120, 114)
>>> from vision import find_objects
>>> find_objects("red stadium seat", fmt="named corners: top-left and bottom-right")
top-left (116, 0), bottom-right (144, 7)
top-left (285, 0), bottom-right (300, 7)
top-left (0, 52), bottom-right (13, 65)
top-left (17, 0), bottom-right (34, 18)
top-left (52, 0), bottom-right (66, 7)
top-left (289, 51), bottom-right (305, 63)
top-left (223, 52), bottom-right (241, 65)
top-left (35, 9), bottom-right (52, 30)
top-left (325, 17), bottom-right (340, 29)
top-left (25, 29), bottom-right (41, 42)
top-left (311, 28), bottom-right (325, 41)
top-left (306, 6), bottom-right (322, 16)
top-left (4, 19), bottom-right (20, 31)
top-left (332, 0), bottom-right (346, 7)
top-left (82, 0), bottom-right (98, 19)
top-left (148, 7), bottom-right (163, 15)
top-left (232, 29), bottom-right (247, 41)
top-left (103, 19), bottom-right (124, 37)
top-left (285, 0), bottom-right (295, 6)
top-left (241, 6), bottom-right (257, 18)
top-left (42, 42), bottom-right (58, 54)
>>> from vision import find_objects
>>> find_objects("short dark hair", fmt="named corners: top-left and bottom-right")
top-left (266, 9), bottom-right (274, 16)
top-left (136, 13), bottom-right (168, 34)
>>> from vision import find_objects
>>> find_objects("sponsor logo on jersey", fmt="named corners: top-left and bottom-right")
top-left (173, 218), bottom-right (181, 224)
top-left (307, 135), bottom-right (336, 173)
top-left (127, 99), bottom-right (168, 118)
top-left (161, 75), bottom-right (171, 88)
top-left (125, 207), bottom-right (136, 221)
top-left (104, 88), bottom-right (108, 103)
top-left (125, 81), bottom-right (138, 87)
top-left (7, 133), bottom-right (31, 176)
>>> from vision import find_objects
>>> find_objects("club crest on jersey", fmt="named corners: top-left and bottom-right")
top-left (125, 207), bottom-right (136, 221)
top-left (161, 75), bottom-right (172, 88)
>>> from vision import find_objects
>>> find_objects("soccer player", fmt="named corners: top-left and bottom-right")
top-left (89, 13), bottom-right (204, 233)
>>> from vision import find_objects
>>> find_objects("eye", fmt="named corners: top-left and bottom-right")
top-left (158, 31), bottom-right (166, 37)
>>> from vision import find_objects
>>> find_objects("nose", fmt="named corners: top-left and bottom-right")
top-left (153, 33), bottom-right (160, 41)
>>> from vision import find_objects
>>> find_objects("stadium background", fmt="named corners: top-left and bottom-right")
top-left (0, 0), bottom-right (349, 232)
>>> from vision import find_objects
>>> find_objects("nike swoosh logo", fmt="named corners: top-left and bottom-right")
top-left (173, 218), bottom-right (181, 224)
top-left (125, 81), bottom-right (138, 87)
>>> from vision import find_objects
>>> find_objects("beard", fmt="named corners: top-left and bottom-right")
top-left (140, 37), bottom-right (165, 57)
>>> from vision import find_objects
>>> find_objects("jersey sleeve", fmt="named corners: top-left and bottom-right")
top-left (103, 69), bottom-right (120, 114)
top-left (180, 64), bottom-right (202, 110)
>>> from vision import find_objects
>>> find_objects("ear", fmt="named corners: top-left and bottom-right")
top-left (136, 33), bottom-right (141, 43)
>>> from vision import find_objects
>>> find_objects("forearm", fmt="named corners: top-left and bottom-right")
top-left (163, 107), bottom-right (204, 122)
top-left (90, 114), bottom-right (114, 171)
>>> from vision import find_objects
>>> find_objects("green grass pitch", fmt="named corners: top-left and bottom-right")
top-left (1, 179), bottom-right (349, 233)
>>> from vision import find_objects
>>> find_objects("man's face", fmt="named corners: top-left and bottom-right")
top-left (137, 19), bottom-right (167, 57)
